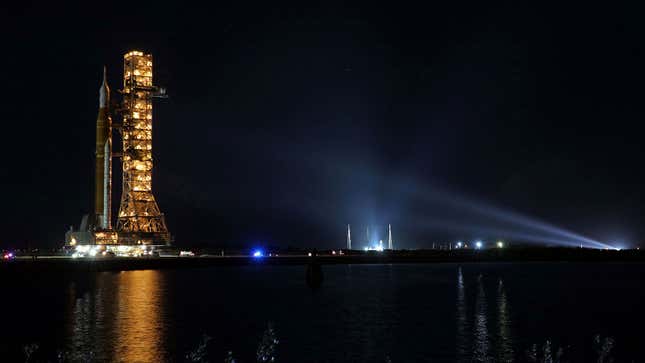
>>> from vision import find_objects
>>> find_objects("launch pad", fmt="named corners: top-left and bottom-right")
top-left (65, 51), bottom-right (171, 248)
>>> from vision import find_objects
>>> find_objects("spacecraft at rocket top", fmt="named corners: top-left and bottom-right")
top-left (94, 66), bottom-right (112, 230)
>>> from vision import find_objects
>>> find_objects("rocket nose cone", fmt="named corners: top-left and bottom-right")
top-left (99, 66), bottom-right (109, 108)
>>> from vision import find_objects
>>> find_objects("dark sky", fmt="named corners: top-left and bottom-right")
top-left (2, 2), bottom-right (644, 249)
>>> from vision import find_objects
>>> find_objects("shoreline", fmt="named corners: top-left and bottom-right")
top-left (1, 248), bottom-right (644, 274)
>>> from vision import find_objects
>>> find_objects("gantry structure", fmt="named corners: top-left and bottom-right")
top-left (116, 51), bottom-right (170, 245)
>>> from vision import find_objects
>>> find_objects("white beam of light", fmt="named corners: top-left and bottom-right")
top-left (326, 162), bottom-right (614, 250)
top-left (414, 215), bottom-right (611, 249)
top-left (447, 196), bottom-right (612, 249)
top-left (402, 182), bottom-right (613, 249)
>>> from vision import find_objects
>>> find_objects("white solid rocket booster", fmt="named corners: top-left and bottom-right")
top-left (103, 139), bottom-right (111, 229)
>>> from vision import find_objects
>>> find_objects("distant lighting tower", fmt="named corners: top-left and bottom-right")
top-left (347, 224), bottom-right (352, 250)
top-left (456, 241), bottom-right (463, 248)
top-left (497, 241), bottom-right (504, 248)
top-left (475, 241), bottom-right (483, 249)
top-left (366, 226), bottom-right (370, 245)
top-left (387, 224), bottom-right (393, 250)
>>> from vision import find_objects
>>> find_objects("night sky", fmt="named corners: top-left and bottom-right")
top-left (2, 2), bottom-right (644, 249)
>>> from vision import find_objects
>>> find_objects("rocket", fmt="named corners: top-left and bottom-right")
top-left (94, 66), bottom-right (112, 229)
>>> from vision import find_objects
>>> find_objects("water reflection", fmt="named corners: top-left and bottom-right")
top-left (67, 274), bottom-right (118, 361)
top-left (115, 270), bottom-right (165, 362)
top-left (496, 278), bottom-right (514, 362)
top-left (67, 270), bottom-right (165, 362)
top-left (456, 270), bottom-right (515, 362)
top-left (456, 267), bottom-right (469, 362)
top-left (473, 274), bottom-right (489, 362)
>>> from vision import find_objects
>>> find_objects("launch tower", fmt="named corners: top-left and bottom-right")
top-left (116, 51), bottom-right (170, 245)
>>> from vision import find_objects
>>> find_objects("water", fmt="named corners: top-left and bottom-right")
top-left (2, 263), bottom-right (644, 362)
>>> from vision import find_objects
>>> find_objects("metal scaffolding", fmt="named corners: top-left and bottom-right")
top-left (116, 51), bottom-right (170, 245)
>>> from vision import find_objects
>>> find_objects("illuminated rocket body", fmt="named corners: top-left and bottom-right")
top-left (347, 224), bottom-right (352, 250)
top-left (94, 67), bottom-right (112, 229)
top-left (388, 224), bottom-right (393, 250)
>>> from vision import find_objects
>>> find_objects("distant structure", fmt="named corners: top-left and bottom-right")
top-left (358, 224), bottom-right (395, 251)
top-left (347, 224), bottom-right (352, 250)
top-left (65, 50), bottom-right (171, 251)
top-left (366, 226), bottom-right (370, 245)
top-left (116, 51), bottom-right (170, 245)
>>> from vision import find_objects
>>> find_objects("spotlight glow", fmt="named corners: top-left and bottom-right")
top-left (75, 245), bottom-right (90, 253)
top-left (365, 244), bottom-right (384, 252)
top-left (475, 241), bottom-right (483, 249)
top-left (252, 250), bottom-right (264, 258)
top-left (401, 180), bottom-right (614, 250)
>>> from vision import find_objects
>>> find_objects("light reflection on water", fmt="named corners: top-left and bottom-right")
top-left (473, 274), bottom-right (489, 362)
top-left (456, 267), bottom-right (469, 362)
top-left (7, 264), bottom-right (645, 362)
top-left (67, 270), bottom-right (165, 363)
top-left (5, 263), bottom-right (641, 361)
top-left (115, 270), bottom-right (164, 362)
top-left (64, 267), bottom-right (514, 362)
top-left (457, 268), bottom-right (514, 363)
top-left (497, 278), bottom-right (514, 362)
top-left (68, 274), bottom-right (116, 361)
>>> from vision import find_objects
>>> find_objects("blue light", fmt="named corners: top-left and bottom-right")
top-left (475, 241), bottom-right (483, 249)
top-left (252, 250), bottom-right (264, 258)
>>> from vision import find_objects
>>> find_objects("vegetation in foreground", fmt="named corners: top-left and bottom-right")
top-left (16, 325), bottom-right (619, 363)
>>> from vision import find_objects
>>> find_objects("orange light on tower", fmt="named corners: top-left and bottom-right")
top-left (116, 51), bottom-right (170, 245)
